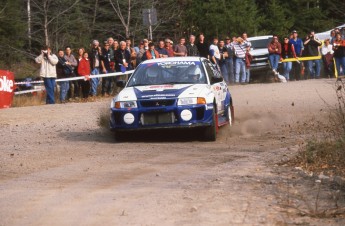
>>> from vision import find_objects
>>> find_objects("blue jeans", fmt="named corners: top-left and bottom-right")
top-left (90, 68), bottom-right (100, 96)
top-left (101, 70), bottom-right (113, 95)
top-left (235, 58), bottom-right (246, 83)
top-left (43, 78), bottom-right (56, 104)
top-left (306, 60), bottom-right (321, 78)
top-left (269, 54), bottom-right (280, 71)
top-left (246, 68), bottom-right (250, 83)
top-left (220, 61), bottom-right (228, 83)
top-left (59, 81), bottom-right (69, 102)
top-left (335, 57), bottom-right (345, 76)
top-left (283, 62), bottom-right (292, 80)
top-left (225, 58), bottom-right (234, 83)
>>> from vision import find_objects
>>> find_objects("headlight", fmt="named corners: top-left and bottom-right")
top-left (114, 101), bottom-right (137, 109)
top-left (178, 97), bottom-right (197, 105)
top-left (178, 97), bottom-right (206, 105)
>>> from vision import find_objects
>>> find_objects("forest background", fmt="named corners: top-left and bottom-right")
top-left (0, 0), bottom-right (344, 78)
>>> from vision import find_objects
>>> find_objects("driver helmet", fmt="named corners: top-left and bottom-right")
top-left (146, 66), bottom-right (159, 78)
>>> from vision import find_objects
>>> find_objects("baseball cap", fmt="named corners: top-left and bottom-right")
top-left (291, 30), bottom-right (297, 33)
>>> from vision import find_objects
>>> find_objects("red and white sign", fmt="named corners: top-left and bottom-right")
top-left (0, 70), bottom-right (15, 109)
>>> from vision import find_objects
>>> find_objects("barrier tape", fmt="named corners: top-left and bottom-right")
top-left (14, 70), bottom-right (134, 95)
top-left (280, 56), bottom-right (322, 62)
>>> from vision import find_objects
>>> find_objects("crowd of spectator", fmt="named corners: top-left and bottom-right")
top-left (270, 28), bottom-right (345, 81)
top-left (35, 28), bottom-right (345, 104)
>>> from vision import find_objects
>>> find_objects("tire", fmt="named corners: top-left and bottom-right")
top-left (227, 105), bottom-right (233, 127)
top-left (203, 108), bottom-right (217, 141)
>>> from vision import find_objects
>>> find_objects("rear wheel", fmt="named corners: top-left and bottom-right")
top-left (227, 105), bottom-right (232, 126)
top-left (203, 108), bottom-right (217, 141)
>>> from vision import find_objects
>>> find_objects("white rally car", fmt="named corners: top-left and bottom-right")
top-left (110, 57), bottom-right (234, 141)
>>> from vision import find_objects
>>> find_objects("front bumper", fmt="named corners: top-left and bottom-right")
top-left (110, 101), bottom-right (214, 131)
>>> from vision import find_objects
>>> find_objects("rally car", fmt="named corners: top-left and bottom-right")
top-left (110, 57), bottom-right (234, 141)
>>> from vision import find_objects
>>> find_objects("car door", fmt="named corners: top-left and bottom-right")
top-left (203, 60), bottom-right (226, 113)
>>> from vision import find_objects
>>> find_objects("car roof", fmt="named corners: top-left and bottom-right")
top-left (140, 57), bottom-right (204, 64)
top-left (247, 35), bottom-right (273, 41)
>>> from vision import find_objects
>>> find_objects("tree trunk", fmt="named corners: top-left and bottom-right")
top-left (92, 0), bottom-right (99, 30)
top-left (27, 0), bottom-right (31, 51)
top-left (43, 0), bottom-right (49, 46)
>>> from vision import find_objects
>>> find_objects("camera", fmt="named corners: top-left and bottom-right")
top-left (42, 50), bottom-right (48, 54)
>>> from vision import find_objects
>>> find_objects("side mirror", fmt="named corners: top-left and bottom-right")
top-left (116, 80), bottom-right (126, 88)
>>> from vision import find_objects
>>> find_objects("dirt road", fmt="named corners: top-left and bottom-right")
top-left (1, 79), bottom-right (344, 225)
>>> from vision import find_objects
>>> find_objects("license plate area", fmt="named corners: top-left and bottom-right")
top-left (141, 112), bottom-right (175, 125)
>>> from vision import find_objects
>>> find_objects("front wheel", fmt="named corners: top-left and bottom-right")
top-left (203, 108), bottom-right (217, 141)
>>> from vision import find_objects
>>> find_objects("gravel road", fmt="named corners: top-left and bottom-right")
top-left (1, 79), bottom-right (344, 225)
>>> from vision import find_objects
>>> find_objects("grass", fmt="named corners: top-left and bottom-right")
top-left (292, 78), bottom-right (345, 178)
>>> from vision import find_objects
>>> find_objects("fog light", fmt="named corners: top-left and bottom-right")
top-left (123, 113), bottom-right (135, 124)
top-left (181, 109), bottom-right (192, 121)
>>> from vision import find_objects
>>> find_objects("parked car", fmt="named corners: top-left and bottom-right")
top-left (110, 57), bottom-right (234, 141)
top-left (248, 35), bottom-right (273, 80)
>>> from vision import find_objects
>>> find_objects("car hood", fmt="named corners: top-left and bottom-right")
top-left (115, 84), bottom-right (208, 101)
top-left (250, 48), bottom-right (268, 56)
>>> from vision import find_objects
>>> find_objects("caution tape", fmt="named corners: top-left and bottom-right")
top-left (280, 56), bottom-right (322, 62)
top-left (14, 70), bottom-right (135, 95)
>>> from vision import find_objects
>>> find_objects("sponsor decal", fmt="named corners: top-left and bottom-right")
top-left (0, 71), bottom-right (15, 109)
top-left (142, 93), bottom-right (176, 98)
top-left (148, 85), bottom-right (174, 89)
top-left (157, 61), bottom-right (196, 66)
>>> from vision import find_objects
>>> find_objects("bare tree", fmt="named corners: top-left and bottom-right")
top-left (109, 0), bottom-right (132, 38)
top-left (27, 0), bottom-right (32, 51)
top-left (31, 0), bottom-right (79, 46)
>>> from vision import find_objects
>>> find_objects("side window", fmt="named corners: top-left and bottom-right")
top-left (203, 60), bottom-right (223, 84)
top-left (203, 61), bottom-right (214, 83)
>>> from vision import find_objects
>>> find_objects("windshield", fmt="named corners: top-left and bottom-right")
top-left (250, 37), bottom-right (273, 49)
top-left (127, 61), bottom-right (207, 87)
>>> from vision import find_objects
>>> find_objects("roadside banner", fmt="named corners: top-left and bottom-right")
top-left (0, 70), bottom-right (15, 109)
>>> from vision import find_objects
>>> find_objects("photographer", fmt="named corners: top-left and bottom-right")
top-left (35, 45), bottom-right (58, 104)
top-left (303, 30), bottom-right (322, 79)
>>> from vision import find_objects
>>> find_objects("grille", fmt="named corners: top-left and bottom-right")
top-left (139, 99), bottom-right (176, 107)
top-left (141, 112), bottom-right (175, 125)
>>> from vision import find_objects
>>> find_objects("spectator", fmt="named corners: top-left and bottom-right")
top-left (136, 40), bottom-right (145, 65)
top-left (112, 39), bottom-right (119, 51)
top-left (225, 36), bottom-right (235, 83)
top-left (157, 40), bottom-right (168, 58)
top-left (218, 39), bottom-right (229, 83)
top-left (35, 45), bottom-right (58, 104)
top-left (330, 30), bottom-right (336, 44)
top-left (209, 37), bottom-right (220, 65)
top-left (126, 37), bottom-right (137, 68)
top-left (89, 40), bottom-right (102, 96)
top-left (77, 51), bottom-right (91, 100)
top-left (281, 37), bottom-right (297, 81)
top-left (196, 33), bottom-right (209, 58)
top-left (64, 46), bottom-right (78, 99)
top-left (321, 38), bottom-right (334, 77)
top-left (142, 42), bottom-right (160, 61)
top-left (289, 30), bottom-right (304, 80)
top-left (268, 35), bottom-right (282, 76)
top-left (164, 39), bottom-right (174, 57)
top-left (303, 31), bottom-right (322, 79)
top-left (242, 32), bottom-right (252, 83)
top-left (333, 33), bottom-right (345, 76)
top-left (107, 37), bottom-right (115, 71)
top-left (232, 37), bottom-right (250, 83)
top-left (174, 37), bottom-right (187, 57)
top-left (100, 42), bottom-right (113, 97)
top-left (186, 35), bottom-right (199, 56)
top-left (115, 41), bottom-right (131, 72)
top-left (56, 49), bottom-right (70, 103)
